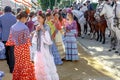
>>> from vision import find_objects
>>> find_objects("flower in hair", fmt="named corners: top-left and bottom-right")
top-left (47, 9), bottom-right (51, 13)
top-left (67, 8), bottom-right (72, 14)
top-left (38, 10), bottom-right (42, 15)
top-left (25, 8), bottom-right (30, 14)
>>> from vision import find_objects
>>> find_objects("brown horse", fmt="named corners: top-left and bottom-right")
top-left (94, 15), bottom-right (107, 44)
top-left (85, 10), bottom-right (107, 44)
top-left (85, 10), bottom-right (96, 39)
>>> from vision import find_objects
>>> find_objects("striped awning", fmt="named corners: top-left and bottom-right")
top-left (14, 0), bottom-right (32, 7)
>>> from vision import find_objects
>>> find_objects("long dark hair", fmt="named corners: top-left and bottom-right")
top-left (38, 11), bottom-right (46, 24)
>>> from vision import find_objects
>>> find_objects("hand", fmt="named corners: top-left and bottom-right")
top-left (52, 32), bottom-right (56, 40)
top-left (36, 25), bottom-right (43, 31)
top-left (66, 30), bottom-right (70, 32)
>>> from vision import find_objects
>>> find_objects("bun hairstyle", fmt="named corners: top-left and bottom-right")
top-left (67, 8), bottom-right (73, 17)
top-left (38, 10), bottom-right (46, 19)
top-left (53, 12), bottom-right (58, 16)
top-left (17, 9), bottom-right (30, 19)
top-left (46, 9), bottom-right (52, 17)
top-left (29, 12), bottom-right (35, 18)
top-left (46, 12), bottom-right (51, 17)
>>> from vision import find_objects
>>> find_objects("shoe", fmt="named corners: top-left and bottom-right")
top-left (10, 68), bottom-right (14, 73)
top-left (62, 58), bottom-right (66, 61)
top-left (112, 48), bottom-right (116, 50)
top-left (115, 51), bottom-right (119, 53)
top-left (108, 49), bottom-right (112, 52)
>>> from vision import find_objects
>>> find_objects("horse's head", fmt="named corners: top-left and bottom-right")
top-left (98, 3), bottom-right (106, 16)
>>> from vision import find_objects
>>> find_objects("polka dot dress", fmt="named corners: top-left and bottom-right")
top-left (6, 37), bottom-right (36, 80)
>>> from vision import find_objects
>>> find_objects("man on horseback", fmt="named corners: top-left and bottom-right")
top-left (86, 0), bottom-right (94, 11)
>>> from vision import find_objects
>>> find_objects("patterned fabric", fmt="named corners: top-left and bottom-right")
top-left (54, 20), bottom-right (65, 58)
top-left (50, 43), bottom-right (63, 65)
top-left (6, 21), bottom-right (36, 80)
top-left (0, 42), bottom-right (6, 59)
top-left (55, 31), bottom-right (65, 59)
top-left (6, 22), bottom-right (30, 46)
top-left (47, 21), bottom-right (63, 65)
top-left (65, 21), bottom-right (79, 61)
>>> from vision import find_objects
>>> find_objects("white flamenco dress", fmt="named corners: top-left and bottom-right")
top-left (33, 30), bottom-right (59, 80)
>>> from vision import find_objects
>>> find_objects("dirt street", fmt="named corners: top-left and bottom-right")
top-left (0, 44), bottom-right (116, 80)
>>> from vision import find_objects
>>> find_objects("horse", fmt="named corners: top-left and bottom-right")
top-left (112, 2), bottom-right (120, 53)
top-left (98, 2), bottom-right (118, 51)
top-left (72, 10), bottom-right (86, 37)
top-left (85, 10), bottom-right (97, 39)
top-left (94, 11), bottom-right (107, 44)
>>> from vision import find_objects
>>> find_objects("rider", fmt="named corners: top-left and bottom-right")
top-left (105, 0), bottom-right (115, 7)
top-left (86, 0), bottom-right (94, 11)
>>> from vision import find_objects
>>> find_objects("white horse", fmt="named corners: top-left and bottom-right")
top-left (99, 2), bottom-right (115, 31)
top-left (99, 1), bottom-right (120, 52)
top-left (72, 8), bottom-right (87, 38)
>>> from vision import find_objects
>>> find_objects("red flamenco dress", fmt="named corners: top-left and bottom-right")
top-left (6, 21), bottom-right (36, 80)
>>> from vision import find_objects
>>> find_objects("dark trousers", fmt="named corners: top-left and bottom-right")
top-left (2, 41), bottom-right (15, 73)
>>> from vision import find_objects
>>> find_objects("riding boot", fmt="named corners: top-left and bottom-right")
top-left (115, 40), bottom-right (120, 54)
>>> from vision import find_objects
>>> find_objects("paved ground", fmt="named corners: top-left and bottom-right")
top-left (0, 43), bottom-right (117, 80)
top-left (78, 33), bottom-right (120, 80)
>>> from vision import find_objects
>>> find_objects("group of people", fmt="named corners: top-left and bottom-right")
top-left (0, 3), bottom-right (79, 79)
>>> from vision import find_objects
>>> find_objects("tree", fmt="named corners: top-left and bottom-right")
top-left (37, 0), bottom-right (61, 11)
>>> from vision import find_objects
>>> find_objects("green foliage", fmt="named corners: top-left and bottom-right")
top-left (37, 0), bottom-right (61, 11)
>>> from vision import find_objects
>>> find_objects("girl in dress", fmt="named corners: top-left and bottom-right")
top-left (46, 12), bottom-right (63, 65)
top-left (64, 9), bottom-right (79, 61)
top-left (53, 12), bottom-right (65, 59)
top-left (6, 11), bottom-right (36, 80)
top-left (34, 11), bottom-right (59, 80)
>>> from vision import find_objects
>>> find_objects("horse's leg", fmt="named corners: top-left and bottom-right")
top-left (108, 30), bottom-right (111, 37)
top-left (88, 22), bottom-right (91, 35)
top-left (76, 20), bottom-right (81, 37)
top-left (101, 24), bottom-right (106, 44)
top-left (90, 25), bottom-right (94, 40)
top-left (102, 32), bottom-right (105, 44)
top-left (96, 31), bottom-right (99, 41)
top-left (84, 23), bottom-right (87, 34)
top-left (109, 31), bottom-right (116, 51)
top-left (99, 32), bottom-right (102, 42)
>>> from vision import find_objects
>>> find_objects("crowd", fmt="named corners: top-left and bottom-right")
top-left (0, 0), bottom-right (120, 80)
top-left (0, 2), bottom-right (80, 80)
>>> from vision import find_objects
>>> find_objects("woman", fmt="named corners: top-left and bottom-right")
top-left (64, 9), bottom-right (79, 61)
top-left (26, 12), bottom-right (35, 33)
top-left (53, 12), bottom-right (65, 59)
top-left (34, 11), bottom-right (59, 80)
top-left (6, 11), bottom-right (36, 80)
top-left (46, 12), bottom-right (63, 65)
